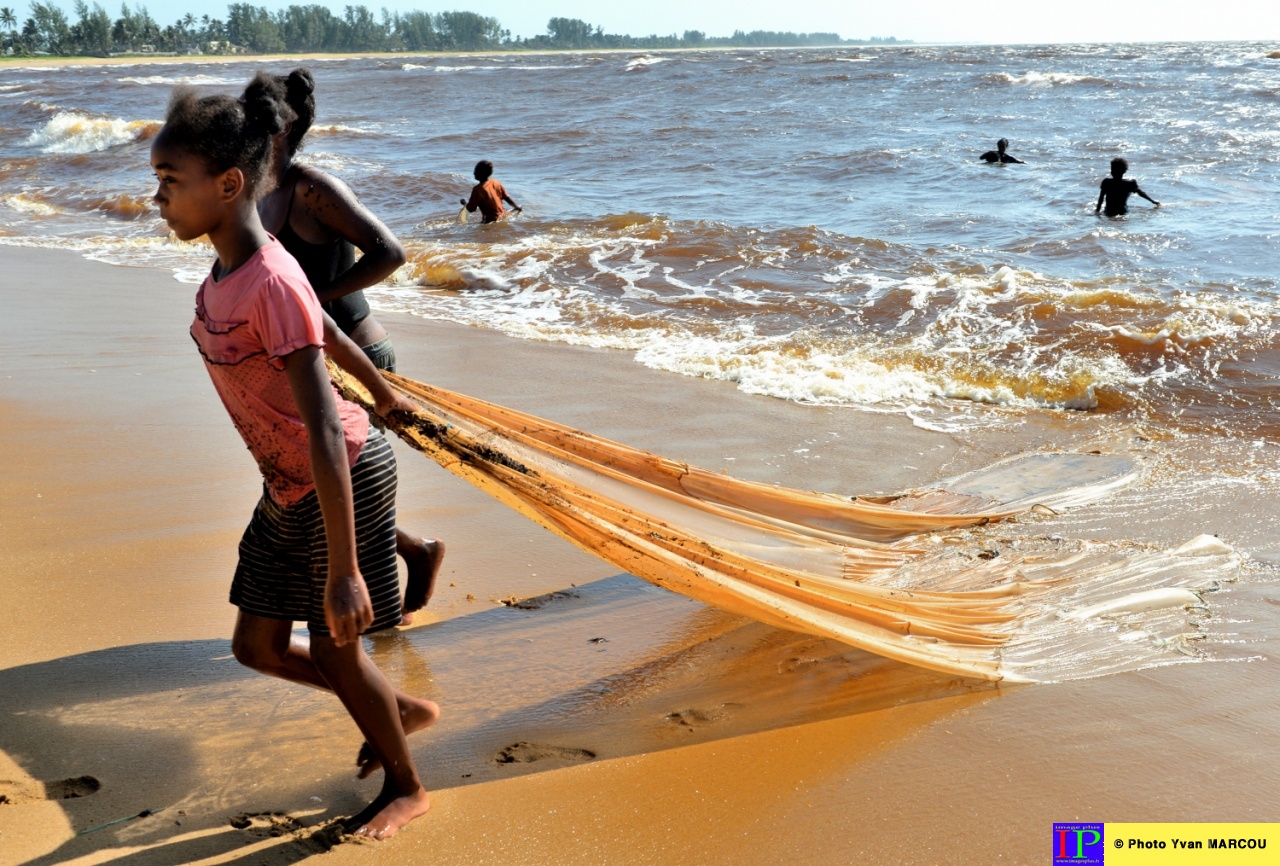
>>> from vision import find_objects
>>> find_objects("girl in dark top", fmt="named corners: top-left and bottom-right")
top-left (255, 69), bottom-right (443, 625)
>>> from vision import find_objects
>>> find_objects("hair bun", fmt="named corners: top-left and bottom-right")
top-left (286, 68), bottom-right (315, 99)
top-left (241, 75), bottom-right (286, 138)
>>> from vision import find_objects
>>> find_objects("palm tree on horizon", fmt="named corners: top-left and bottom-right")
top-left (0, 6), bottom-right (16, 52)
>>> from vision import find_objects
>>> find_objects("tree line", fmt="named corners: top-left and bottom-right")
top-left (0, 3), bottom-right (903, 57)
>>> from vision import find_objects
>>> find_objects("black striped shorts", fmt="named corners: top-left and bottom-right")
top-left (230, 427), bottom-right (402, 636)
top-left (361, 337), bottom-right (397, 373)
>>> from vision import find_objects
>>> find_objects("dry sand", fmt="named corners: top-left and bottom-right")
top-left (0, 44), bottom-right (762, 72)
top-left (2, 245), bottom-right (1280, 865)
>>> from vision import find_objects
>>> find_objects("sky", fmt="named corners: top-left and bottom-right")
top-left (19, 1), bottom-right (1280, 45)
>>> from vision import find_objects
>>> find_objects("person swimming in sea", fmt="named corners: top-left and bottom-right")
top-left (980, 138), bottom-right (1024, 164)
top-left (460, 160), bottom-right (521, 223)
top-left (1096, 157), bottom-right (1160, 216)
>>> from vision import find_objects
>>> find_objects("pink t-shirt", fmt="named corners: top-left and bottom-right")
top-left (190, 239), bottom-right (369, 507)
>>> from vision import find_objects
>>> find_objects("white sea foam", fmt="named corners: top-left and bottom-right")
top-left (2, 195), bottom-right (60, 216)
top-left (994, 70), bottom-right (1104, 87)
top-left (375, 254), bottom-right (1139, 420)
top-left (0, 232), bottom-right (211, 274)
top-left (625, 56), bottom-right (666, 71)
top-left (301, 151), bottom-right (384, 173)
top-left (407, 63), bottom-right (587, 73)
top-left (311, 123), bottom-right (376, 135)
top-left (26, 111), bottom-right (159, 154)
top-left (118, 74), bottom-right (239, 86)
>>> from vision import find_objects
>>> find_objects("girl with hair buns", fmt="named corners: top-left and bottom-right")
top-left (150, 74), bottom-right (435, 839)
top-left (255, 68), bottom-right (443, 627)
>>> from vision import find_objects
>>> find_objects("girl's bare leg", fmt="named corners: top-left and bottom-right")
top-left (309, 635), bottom-right (431, 839)
top-left (231, 612), bottom-right (438, 776)
top-left (397, 531), bottom-right (444, 625)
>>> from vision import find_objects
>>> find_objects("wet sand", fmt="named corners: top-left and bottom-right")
top-left (2, 245), bottom-right (1280, 865)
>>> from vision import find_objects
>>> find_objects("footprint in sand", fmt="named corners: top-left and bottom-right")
top-left (228, 811), bottom-right (306, 838)
top-left (664, 704), bottom-right (741, 729)
top-left (778, 655), bottom-right (828, 673)
top-left (228, 812), bottom-right (348, 854)
top-left (493, 741), bottom-right (596, 764)
top-left (0, 775), bottom-right (100, 805)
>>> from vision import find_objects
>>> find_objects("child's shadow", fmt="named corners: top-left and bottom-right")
top-left (3, 572), bottom-right (1000, 864)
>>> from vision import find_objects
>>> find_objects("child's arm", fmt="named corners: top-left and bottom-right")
top-left (283, 345), bottom-right (371, 646)
top-left (462, 186), bottom-right (479, 213)
top-left (295, 167), bottom-right (407, 306)
top-left (322, 313), bottom-right (417, 416)
top-left (501, 191), bottom-right (522, 213)
top-left (1136, 186), bottom-right (1160, 207)
top-left (1095, 183), bottom-right (1106, 213)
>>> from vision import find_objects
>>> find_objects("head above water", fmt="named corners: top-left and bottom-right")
top-left (154, 75), bottom-right (288, 200)
top-left (997, 138), bottom-right (1009, 153)
top-left (1111, 157), bottom-right (1128, 177)
top-left (473, 160), bottom-right (494, 182)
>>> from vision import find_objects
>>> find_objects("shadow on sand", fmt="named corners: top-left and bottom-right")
top-left (1, 573), bottom-right (1005, 865)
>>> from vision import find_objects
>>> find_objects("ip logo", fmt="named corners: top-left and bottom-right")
top-left (1053, 823), bottom-right (1105, 864)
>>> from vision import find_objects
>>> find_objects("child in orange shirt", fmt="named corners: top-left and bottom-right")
top-left (461, 159), bottom-right (521, 223)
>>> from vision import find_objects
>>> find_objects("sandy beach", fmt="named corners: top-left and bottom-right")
top-left (0, 44), bottom-right (762, 71)
top-left (3, 243), bottom-right (1280, 865)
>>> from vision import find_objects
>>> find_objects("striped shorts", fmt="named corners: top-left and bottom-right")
top-left (361, 337), bottom-right (397, 373)
top-left (229, 428), bottom-right (402, 637)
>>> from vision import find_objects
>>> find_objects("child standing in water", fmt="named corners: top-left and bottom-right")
top-left (150, 76), bottom-right (435, 839)
top-left (1096, 157), bottom-right (1160, 216)
top-left (461, 159), bottom-right (521, 223)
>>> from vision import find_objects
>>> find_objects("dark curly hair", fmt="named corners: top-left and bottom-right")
top-left (269, 68), bottom-right (315, 157)
top-left (160, 73), bottom-right (287, 198)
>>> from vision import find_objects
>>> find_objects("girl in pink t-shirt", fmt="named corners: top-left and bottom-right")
top-left (150, 75), bottom-right (433, 840)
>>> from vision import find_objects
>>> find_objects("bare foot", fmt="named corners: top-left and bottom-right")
top-left (356, 696), bottom-right (440, 779)
top-left (399, 537), bottom-right (445, 626)
top-left (353, 788), bottom-right (431, 840)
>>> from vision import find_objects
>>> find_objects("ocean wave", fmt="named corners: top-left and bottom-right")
top-left (625, 55), bottom-right (667, 71)
top-left (402, 63), bottom-right (587, 73)
top-left (118, 74), bottom-right (240, 86)
top-left (372, 216), bottom-right (1280, 429)
top-left (26, 111), bottom-right (161, 154)
top-left (88, 194), bottom-right (152, 220)
top-left (2, 194), bottom-right (61, 216)
top-left (299, 150), bottom-right (385, 173)
top-left (310, 123), bottom-right (378, 136)
top-left (0, 232), bottom-right (212, 276)
top-left (984, 70), bottom-right (1114, 87)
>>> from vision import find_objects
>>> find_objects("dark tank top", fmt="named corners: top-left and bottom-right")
top-left (274, 172), bottom-right (371, 337)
